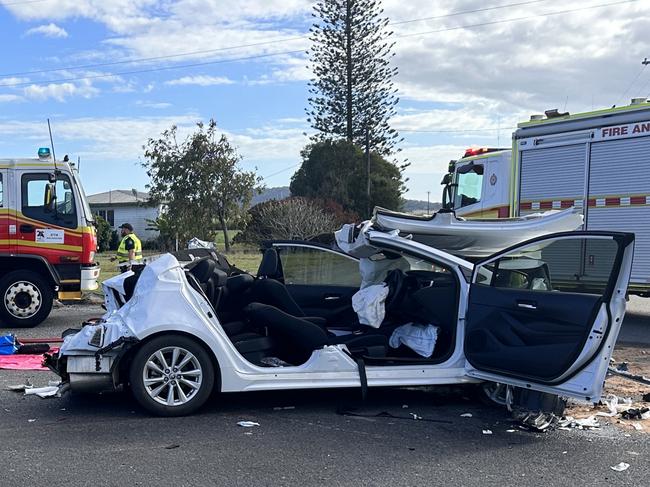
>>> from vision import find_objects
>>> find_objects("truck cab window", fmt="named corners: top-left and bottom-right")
top-left (21, 173), bottom-right (77, 229)
top-left (454, 165), bottom-right (483, 209)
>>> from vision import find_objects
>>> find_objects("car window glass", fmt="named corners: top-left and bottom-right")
top-left (279, 246), bottom-right (362, 287)
top-left (454, 166), bottom-right (483, 209)
top-left (21, 173), bottom-right (77, 228)
top-left (477, 236), bottom-right (619, 295)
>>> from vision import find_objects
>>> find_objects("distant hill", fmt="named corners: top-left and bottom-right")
top-left (252, 186), bottom-right (290, 205)
top-left (403, 199), bottom-right (442, 214)
top-left (253, 187), bottom-right (441, 215)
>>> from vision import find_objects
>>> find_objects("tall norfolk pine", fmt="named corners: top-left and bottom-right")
top-left (307, 0), bottom-right (400, 156)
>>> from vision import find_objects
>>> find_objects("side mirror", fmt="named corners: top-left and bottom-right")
top-left (440, 173), bottom-right (452, 185)
top-left (43, 183), bottom-right (56, 213)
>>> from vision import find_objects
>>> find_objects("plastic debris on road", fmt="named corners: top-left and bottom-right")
top-left (237, 421), bottom-right (260, 428)
top-left (621, 408), bottom-right (650, 420)
top-left (610, 462), bottom-right (630, 472)
top-left (558, 416), bottom-right (600, 430)
top-left (482, 429), bottom-right (493, 435)
top-left (460, 413), bottom-right (473, 418)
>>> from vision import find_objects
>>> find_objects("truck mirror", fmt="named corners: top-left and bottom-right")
top-left (43, 183), bottom-right (56, 213)
top-left (440, 173), bottom-right (452, 185)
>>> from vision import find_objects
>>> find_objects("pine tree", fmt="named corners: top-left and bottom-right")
top-left (307, 0), bottom-right (400, 156)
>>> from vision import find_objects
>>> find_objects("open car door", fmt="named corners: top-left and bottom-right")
top-left (464, 231), bottom-right (634, 403)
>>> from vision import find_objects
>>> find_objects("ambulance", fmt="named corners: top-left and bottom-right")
top-left (443, 98), bottom-right (650, 296)
top-left (0, 148), bottom-right (99, 326)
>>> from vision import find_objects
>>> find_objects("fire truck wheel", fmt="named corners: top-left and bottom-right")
top-left (0, 270), bottom-right (54, 327)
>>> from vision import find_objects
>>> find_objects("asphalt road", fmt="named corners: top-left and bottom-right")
top-left (0, 299), bottom-right (648, 486)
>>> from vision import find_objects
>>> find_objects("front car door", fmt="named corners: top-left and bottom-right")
top-left (268, 242), bottom-right (361, 324)
top-left (464, 231), bottom-right (634, 402)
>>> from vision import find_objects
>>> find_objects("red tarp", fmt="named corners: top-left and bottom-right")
top-left (0, 349), bottom-right (59, 371)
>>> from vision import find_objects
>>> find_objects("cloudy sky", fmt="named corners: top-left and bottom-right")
top-left (1, 0), bottom-right (649, 201)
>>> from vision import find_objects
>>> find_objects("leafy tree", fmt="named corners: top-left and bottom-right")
top-left (307, 0), bottom-right (400, 155)
top-left (143, 120), bottom-right (261, 251)
top-left (94, 215), bottom-right (112, 252)
top-left (236, 197), bottom-right (358, 244)
top-left (290, 139), bottom-right (404, 217)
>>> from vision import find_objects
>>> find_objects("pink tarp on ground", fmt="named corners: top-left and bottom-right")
top-left (0, 349), bottom-right (58, 371)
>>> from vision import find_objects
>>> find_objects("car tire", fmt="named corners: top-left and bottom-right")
top-left (0, 270), bottom-right (54, 327)
top-left (476, 382), bottom-right (509, 408)
top-left (129, 334), bottom-right (215, 417)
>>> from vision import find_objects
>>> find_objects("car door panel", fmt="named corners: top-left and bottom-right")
top-left (265, 242), bottom-right (361, 325)
top-left (464, 231), bottom-right (634, 402)
top-left (465, 285), bottom-right (602, 381)
top-left (285, 284), bottom-right (358, 323)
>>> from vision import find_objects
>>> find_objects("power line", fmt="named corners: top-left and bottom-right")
top-left (395, 0), bottom-right (639, 40)
top-left (618, 60), bottom-right (648, 104)
top-left (391, 0), bottom-right (555, 25)
top-left (261, 163), bottom-right (301, 181)
top-left (397, 127), bottom-right (516, 133)
top-left (0, 0), bottom-right (555, 79)
top-left (0, 49), bottom-right (304, 88)
top-left (0, 0), bottom-right (639, 89)
top-left (0, 0), bottom-right (50, 6)
top-left (0, 36), bottom-right (306, 79)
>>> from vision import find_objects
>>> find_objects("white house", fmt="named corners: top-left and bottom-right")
top-left (88, 189), bottom-right (162, 241)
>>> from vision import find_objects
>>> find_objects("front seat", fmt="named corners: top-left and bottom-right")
top-left (244, 302), bottom-right (387, 364)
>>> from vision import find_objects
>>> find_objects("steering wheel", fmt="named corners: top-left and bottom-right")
top-left (384, 269), bottom-right (407, 311)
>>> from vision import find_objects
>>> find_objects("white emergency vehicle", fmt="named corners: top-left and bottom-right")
top-left (443, 98), bottom-right (650, 296)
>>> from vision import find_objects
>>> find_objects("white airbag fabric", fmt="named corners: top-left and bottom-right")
top-left (389, 323), bottom-right (439, 358)
top-left (352, 284), bottom-right (389, 328)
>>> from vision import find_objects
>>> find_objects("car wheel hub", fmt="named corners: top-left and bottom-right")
top-left (142, 346), bottom-right (203, 407)
top-left (4, 281), bottom-right (42, 319)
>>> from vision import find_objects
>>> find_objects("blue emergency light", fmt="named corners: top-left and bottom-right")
top-left (38, 147), bottom-right (51, 159)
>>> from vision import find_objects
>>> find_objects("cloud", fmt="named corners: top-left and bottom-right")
top-left (24, 23), bottom-right (68, 38)
top-left (23, 81), bottom-right (99, 102)
top-left (165, 75), bottom-right (235, 86)
top-left (135, 100), bottom-right (172, 109)
top-left (0, 94), bottom-right (23, 103)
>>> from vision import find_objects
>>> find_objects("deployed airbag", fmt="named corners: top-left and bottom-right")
top-left (352, 284), bottom-right (389, 328)
top-left (389, 323), bottom-right (439, 358)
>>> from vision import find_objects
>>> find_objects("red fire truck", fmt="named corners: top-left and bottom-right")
top-left (0, 148), bottom-right (99, 327)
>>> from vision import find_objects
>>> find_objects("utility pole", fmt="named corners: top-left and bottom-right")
top-left (427, 191), bottom-right (430, 215)
top-left (365, 124), bottom-right (371, 217)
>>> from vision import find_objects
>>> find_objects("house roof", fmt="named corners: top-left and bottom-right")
top-left (88, 189), bottom-right (150, 206)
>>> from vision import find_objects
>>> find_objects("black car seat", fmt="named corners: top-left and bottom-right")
top-left (187, 257), bottom-right (217, 302)
top-left (257, 247), bottom-right (283, 280)
top-left (244, 302), bottom-right (387, 364)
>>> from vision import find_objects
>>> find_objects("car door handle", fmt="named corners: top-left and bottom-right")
top-left (20, 224), bottom-right (35, 233)
top-left (517, 301), bottom-right (537, 310)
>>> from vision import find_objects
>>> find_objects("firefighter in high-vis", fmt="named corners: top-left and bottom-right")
top-left (113, 223), bottom-right (143, 273)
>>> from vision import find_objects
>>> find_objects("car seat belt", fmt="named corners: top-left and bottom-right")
top-left (355, 358), bottom-right (368, 401)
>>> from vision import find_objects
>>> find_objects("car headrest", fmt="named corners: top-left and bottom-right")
top-left (225, 273), bottom-right (254, 293)
top-left (257, 248), bottom-right (280, 278)
top-left (212, 268), bottom-right (228, 287)
top-left (188, 258), bottom-right (216, 284)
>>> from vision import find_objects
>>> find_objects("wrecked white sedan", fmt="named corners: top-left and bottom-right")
top-left (46, 226), bottom-right (634, 417)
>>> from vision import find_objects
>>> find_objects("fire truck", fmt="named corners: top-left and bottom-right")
top-left (442, 98), bottom-right (650, 296)
top-left (0, 148), bottom-right (99, 327)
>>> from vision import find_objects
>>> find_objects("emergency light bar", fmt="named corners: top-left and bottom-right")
top-left (38, 147), bottom-right (51, 159)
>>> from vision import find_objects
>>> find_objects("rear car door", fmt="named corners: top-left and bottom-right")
top-left (464, 231), bottom-right (634, 402)
top-left (268, 242), bottom-right (361, 323)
